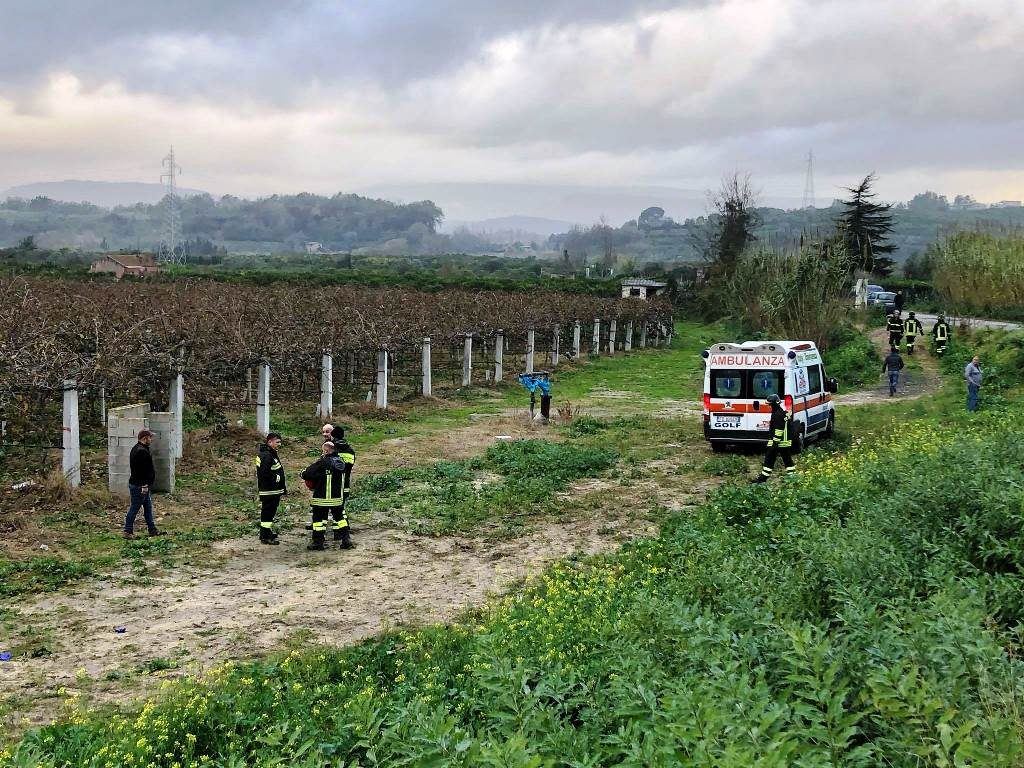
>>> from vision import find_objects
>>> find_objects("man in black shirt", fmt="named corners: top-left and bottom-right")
top-left (122, 429), bottom-right (163, 539)
top-left (882, 346), bottom-right (905, 397)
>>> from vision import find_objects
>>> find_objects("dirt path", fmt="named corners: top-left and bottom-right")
top-left (1, 512), bottom-right (659, 730)
top-left (834, 328), bottom-right (943, 406)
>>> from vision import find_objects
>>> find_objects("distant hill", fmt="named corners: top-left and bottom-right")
top-left (444, 215), bottom-right (578, 242)
top-left (2, 180), bottom-right (207, 207)
top-left (365, 182), bottom-right (805, 225)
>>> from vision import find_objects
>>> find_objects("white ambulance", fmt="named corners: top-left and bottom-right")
top-left (701, 340), bottom-right (838, 452)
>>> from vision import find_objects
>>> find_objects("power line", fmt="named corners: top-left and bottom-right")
top-left (801, 150), bottom-right (816, 210)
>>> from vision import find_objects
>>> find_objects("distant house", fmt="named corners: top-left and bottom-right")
top-left (90, 253), bottom-right (162, 280)
top-left (992, 200), bottom-right (1023, 208)
top-left (621, 277), bottom-right (667, 300)
top-left (305, 241), bottom-right (325, 254)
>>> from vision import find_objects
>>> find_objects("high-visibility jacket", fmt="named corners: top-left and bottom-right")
top-left (301, 454), bottom-right (347, 507)
top-left (255, 444), bottom-right (286, 496)
top-left (331, 428), bottom-right (356, 497)
top-left (886, 317), bottom-right (903, 336)
top-left (904, 317), bottom-right (922, 337)
top-left (766, 406), bottom-right (792, 448)
top-left (932, 321), bottom-right (949, 341)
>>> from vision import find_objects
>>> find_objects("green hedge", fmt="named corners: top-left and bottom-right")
top-left (9, 409), bottom-right (1024, 767)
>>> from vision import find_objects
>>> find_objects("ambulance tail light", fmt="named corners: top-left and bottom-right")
top-left (784, 394), bottom-right (793, 412)
top-left (703, 394), bottom-right (711, 412)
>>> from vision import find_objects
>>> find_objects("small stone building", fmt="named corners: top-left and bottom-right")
top-left (621, 277), bottom-right (668, 300)
top-left (107, 403), bottom-right (177, 496)
top-left (90, 253), bottom-right (162, 280)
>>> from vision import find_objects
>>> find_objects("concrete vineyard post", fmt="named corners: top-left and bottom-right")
top-left (625, 320), bottom-right (633, 352)
top-left (99, 385), bottom-right (106, 426)
top-left (62, 379), bottom-right (80, 488)
top-left (168, 373), bottom-right (184, 459)
top-left (318, 352), bottom-right (333, 420)
top-left (552, 325), bottom-right (560, 367)
top-left (608, 319), bottom-right (617, 355)
top-left (462, 334), bottom-right (473, 387)
top-left (526, 327), bottom-right (535, 375)
top-left (256, 363), bottom-right (271, 435)
top-left (592, 319), bottom-right (601, 355)
top-left (422, 337), bottom-right (432, 397)
top-left (640, 322), bottom-right (648, 349)
top-left (573, 320), bottom-right (581, 359)
top-left (494, 330), bottom-right (504, 382)
top-left (376, 350), bottom-right (389, 409)
top-left (347, 352), bottom-right (356, 385)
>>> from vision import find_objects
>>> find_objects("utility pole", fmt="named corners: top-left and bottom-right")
top-left (158, 147), bottom-right (186, 264)
top-left (801, 150), bottom-right (816, 210)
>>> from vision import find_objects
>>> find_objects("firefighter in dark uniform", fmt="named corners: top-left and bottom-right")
top-left (255, 432), bottom-right (286, 545)
top-left (932, 314), bottom-right (950, 356)
top-left (751, 394), bottom-right (795, 483)
top-left (886, 311), bottom-right (904, 349)
top-left (330, 425), bottom-right (356, 539)
top-left (903, 311), bottom-right (923, 355)
top-left (300, 441), bottom-right (352, 551)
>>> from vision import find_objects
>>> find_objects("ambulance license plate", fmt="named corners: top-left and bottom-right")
top-left (714, 415), bottom-right (742, 427)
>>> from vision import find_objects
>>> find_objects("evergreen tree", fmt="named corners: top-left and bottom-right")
top-left (836, 173), bottom-right (895, 274)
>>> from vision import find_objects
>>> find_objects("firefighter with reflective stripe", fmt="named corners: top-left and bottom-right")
top-left (321, 423), bottom-right (357, 540)
top-left (903, 312), bottom-right (923, 355)
top-left (255, 432), bottom-right (286, 545)
top-left (751, 394), bottom-right (795, 483)
top-left (300, 441), bottom-right (352, 551)
top-left (932, 314), bottom-right (950, 356)
top-left (886, 312), bottom-right (903, 348)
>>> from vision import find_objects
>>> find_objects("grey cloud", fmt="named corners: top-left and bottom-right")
top-left (0, 0), bottom-right (695, 99)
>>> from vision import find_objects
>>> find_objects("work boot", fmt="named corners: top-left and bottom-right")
top-left (339, 528), bottom-right (353, 550)
top-left (147, 528), bottom-right (165, 537)
top-left (122, 530), bottom-right (135, 540)
top-left (307, 531), bottom-right (326, 551)
top-left (750, 474), bottom-right (768, 484)
top-left (259, 529), bottom-right (279, 546)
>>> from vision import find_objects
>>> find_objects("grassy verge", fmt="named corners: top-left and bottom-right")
top-left (822, 325), bottom-right (881, 389)
top-left (9, 400), bottom-right (1023, 766)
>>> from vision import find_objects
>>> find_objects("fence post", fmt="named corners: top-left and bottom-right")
top-left (572, 320), bottom-right (581, 359)
top-left (462, 334), bottom-right (473, 387)
top-left (318, 351), bottom-right (333, 420)
top-left (246, 367), bottom-right (253, 403)
top-left (256, 362), bottom-right (271, 435)
top-left (62, 379), bottom-right (80, 488)
top-left (608, 319), bottom-right (617, 355)
top-left (422, 337), bottom-right (432, 397)
top-left (625, 320), bottom-right (633, 352)
top-left (526, 326), bottom-right (535, 375)
top-left (376, 350), bottom-right (389, 409)
top-left (99, 384), bottom-right (106, 426)
top-left (168, 372), bottom-right (184, 459)
top-left (494, 330), bottom-right (504, 382)
top-left (640, 322), bottom-right (648, 349)
top-left (592, 318), bottom-right (601, 355)
top-left (552, 325), bottom-right (560, 367)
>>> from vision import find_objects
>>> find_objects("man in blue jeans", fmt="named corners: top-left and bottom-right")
top-left (122, 429), bottom-right (164, 539)
top-left (964, 355), bottom-right (983, 412)
top-left (882, 346), bottom-right (905, 397)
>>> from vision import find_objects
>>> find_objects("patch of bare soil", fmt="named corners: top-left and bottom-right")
top-left (0, 514), bottom-right (649, 731)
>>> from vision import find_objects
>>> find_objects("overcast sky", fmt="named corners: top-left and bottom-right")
top-left (1, 0), bottom-right (1022, 218)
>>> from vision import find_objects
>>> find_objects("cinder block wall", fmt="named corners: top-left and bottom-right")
top-left (107, 404), bottom-right (176, 496)
top-left (147, 412), bottom-right (176, 494)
